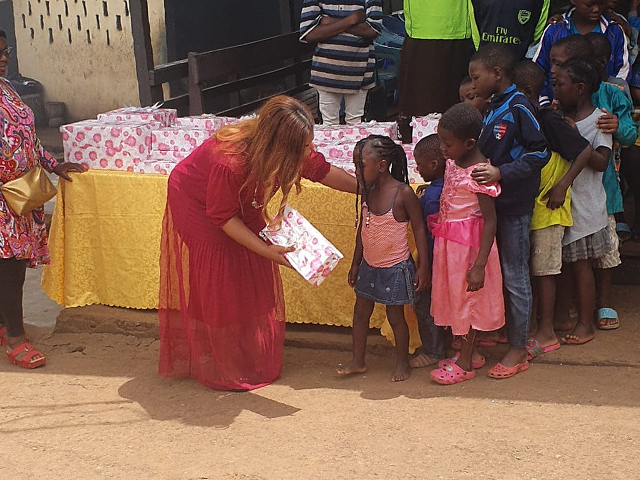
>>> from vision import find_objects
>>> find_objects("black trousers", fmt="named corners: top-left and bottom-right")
top-left (0, 257), bottom-right (28, 338)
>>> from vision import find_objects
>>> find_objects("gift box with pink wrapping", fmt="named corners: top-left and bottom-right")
top-left (173, 115), bottom-right (238, 132)
top-left (135, 161), bottom-right (178, 175)
top-left (60, 120), bottom-right (161, 171)
top-left (314, 143), bottom-right (355, 163)
top-left (313, 121), bottom-right (398, 145)
top-left (260, 205), bottom-right (343, 287)
top-left (410, 114), bottom-right (441, 144)
top-left (151, 127), bottom-right (212, 153)
top-left (97, 107), bottom-right (177, 128)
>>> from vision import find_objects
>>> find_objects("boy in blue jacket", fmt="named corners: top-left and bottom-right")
top-left (469, 44), bottom-right (550, 379)
top-left (533, 0), bottom-right (630, 107)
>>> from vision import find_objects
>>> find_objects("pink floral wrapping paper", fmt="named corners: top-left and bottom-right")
top-left (134, 161), bottom-right (178, 175)
top-left (60, 120), bottom-right (162, 171)
top-left (260, 205), bottom-right (343, 287)
top-left (173, 115), bottom-right (237, 132)
top-left (151, 127), bottom-right (212, 152)
top-left (313, 121), bottom-right (398, 145)
top-left (410, 114), bottom-right (441, 144)
top-left (97, 107), bottom-right (177, 128)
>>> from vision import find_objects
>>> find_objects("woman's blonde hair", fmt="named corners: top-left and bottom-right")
top-left (214, 95), bottom-right (315, 227)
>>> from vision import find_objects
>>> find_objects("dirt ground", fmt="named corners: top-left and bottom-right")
top-left (7, 178), bottom-right (640, 478)
top-left (3, 309), bottom-right (640, 480)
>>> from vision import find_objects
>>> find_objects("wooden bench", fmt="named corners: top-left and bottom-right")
top-left (145, 32), bottom-right (317, 120)
top-left (187, 31), bottom-right (316, 119)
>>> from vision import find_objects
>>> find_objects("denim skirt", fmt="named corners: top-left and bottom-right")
top-left (354, 258), bottom-right (415, 306)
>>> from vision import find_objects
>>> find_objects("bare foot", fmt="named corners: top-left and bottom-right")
top-left (391, 361), bottom-right (411, 382)
top-left (561, 322), bottom-right (595, 345)
top-left (336, 361), bottom-right (366, 376)
top-left (498, 347), bottom-right (528, 368)
top-left (409, 353), bottom-right (439, 368)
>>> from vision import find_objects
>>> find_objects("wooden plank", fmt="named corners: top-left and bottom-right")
top-left (188, 52), bottom-right (206, 115)
top-left (190, 32), bottom-right (312, 85)
top-left (214, 85), bottom-right (314, 118)
top-left (199, 60), bottom-right (311, 101)
top-left (149, 59), bottom-right (189, 87)
top-left (129, 0), bottom-right (163, 105)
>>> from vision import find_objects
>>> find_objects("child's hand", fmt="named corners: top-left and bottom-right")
top-left (466, 265), bottom-right (485, 292)
top-left (53, 162), bottom-right (88, 181)
top-left (542, 183), bottom-right (569, 210)
top-left (596, 109), bottom-right (619, 135)
top-left (414, 267), bottom-right (431, 292)
top-left (348, 264), bottom-right (360, 288)
top-left (416, 184), bottom-right (427, 196)
top-left (563, 115), bottom-right (577, 131)
top-left (547, 13), bottom-right (564, 25)
top-left (471, 164), bottom-right (501, 185)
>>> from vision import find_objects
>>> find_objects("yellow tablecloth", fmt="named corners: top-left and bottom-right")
top-left (42, 170), bottom-right (421, 350)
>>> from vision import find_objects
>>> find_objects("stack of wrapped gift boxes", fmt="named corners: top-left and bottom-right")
top-left (60, 108), bottom-right (238, 175)
top-left (312, 117), bottom-right (441, 185)
top-left (61, 107), bottom-right (441, 183)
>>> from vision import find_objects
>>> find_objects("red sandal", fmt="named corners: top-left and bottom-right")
top-left (430, 363), bottom-right (476, 385)
top-left (0, 326), bottom-right (6, 347)
top-left (7, 341), bottom-right (46, 369)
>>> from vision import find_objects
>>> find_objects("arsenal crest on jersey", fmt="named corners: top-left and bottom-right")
top-left (494, 123), bottom-right (507, 140)
top-left (518, 10), bottom-right (531, 25)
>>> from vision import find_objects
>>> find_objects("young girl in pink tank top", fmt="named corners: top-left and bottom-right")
top-left (429, 103), bottom-right (505, 385)
top-left (337, 135), bottom-right (430, 382)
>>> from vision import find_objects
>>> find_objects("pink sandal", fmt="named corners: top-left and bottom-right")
top-left (430, 363), bottom-right (476, 385)
top-left (438, 352), bottom-right (486, 369)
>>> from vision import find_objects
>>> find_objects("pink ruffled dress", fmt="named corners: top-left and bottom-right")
top-left (430, 160), bottom-right (505, 336)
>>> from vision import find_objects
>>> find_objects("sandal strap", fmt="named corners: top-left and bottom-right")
top-left (526, 338), bottom-right (544, 357)
top-left (7, 342), bottom-right (43, 364)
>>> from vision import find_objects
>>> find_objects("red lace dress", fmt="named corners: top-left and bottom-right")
top-left (158, 137), bottom-right (330, 391)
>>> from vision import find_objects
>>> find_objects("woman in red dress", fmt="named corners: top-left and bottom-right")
top-left (158, 96), bottom-right (356, 391)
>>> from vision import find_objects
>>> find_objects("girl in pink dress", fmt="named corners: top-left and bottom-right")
top-left (429, 103), bottom-right (505, 385)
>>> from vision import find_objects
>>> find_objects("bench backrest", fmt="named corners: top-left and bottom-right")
top-left (187, 31), bottom-right (315, 117)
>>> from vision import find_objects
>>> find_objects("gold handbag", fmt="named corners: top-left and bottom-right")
top-left (1, 164), bottom-right (57, 216)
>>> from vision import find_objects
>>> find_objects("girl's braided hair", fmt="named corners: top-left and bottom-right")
top-left (354, 135), bottom-right (408, 228)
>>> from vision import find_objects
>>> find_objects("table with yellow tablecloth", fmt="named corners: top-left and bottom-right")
top-left (42, 169), bottom-right (422, 351)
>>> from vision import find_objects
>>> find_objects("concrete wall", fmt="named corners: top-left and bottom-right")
top-left (12, 0), bottom-right (166, 120)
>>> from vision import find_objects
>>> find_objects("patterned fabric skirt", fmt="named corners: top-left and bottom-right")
top-left (562, 227), bottom-right (611, 263)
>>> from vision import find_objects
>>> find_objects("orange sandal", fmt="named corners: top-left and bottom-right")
top-left (487, 361), bottom-right (529, 379)
top-left (7, 341), bottom-right (46, 369)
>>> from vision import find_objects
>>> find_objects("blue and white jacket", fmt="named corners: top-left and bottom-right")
top-left (533, 8), bottom-right (630, 107)
top-left (478, 85), bottom-right (550, 216)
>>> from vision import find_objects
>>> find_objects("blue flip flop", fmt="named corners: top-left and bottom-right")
top-left (596, 307), bottom-right (619, 330)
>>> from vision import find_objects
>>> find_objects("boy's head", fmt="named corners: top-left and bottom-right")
top-left (554, 57), bottom-right (602, 108)
top-left (585, 32), bottom-right (612, 75)
top-left (414, 134), bottom-right (445, 182)
top-left (437, 103), bottom-right (483, 161)
top-left (549, 34), bottom-right (594, 78)
top-left (459, 76), bottom-right (491, 116)
top-left (570, 0), bottom-right (605, 23)
top-left (513, 61), bottom-right (546, 106)
top-left (468, 44), bottom-right (515, 100)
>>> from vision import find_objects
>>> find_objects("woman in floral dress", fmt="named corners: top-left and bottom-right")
top-left (0, 30), bottom-right (86, 368)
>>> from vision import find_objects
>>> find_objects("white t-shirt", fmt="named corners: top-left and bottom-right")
top-left (562, 108), bottom-right (610, 246)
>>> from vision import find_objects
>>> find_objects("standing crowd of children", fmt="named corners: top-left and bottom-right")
top-left (338, 0), bottom-right (640, 385)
